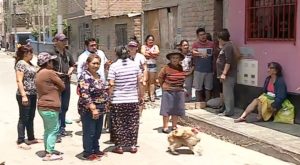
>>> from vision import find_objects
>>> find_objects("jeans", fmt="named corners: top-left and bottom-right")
top-left (59, 82), bottom-right (70, 131)
top-left (16, 94), bottom-right (37, 144)
top-left (81, 104), bottom-right (104, 157)
top-left (38, 109), bottom-right (59, 154)
top-left (222, 76), bottom-right (236, 116)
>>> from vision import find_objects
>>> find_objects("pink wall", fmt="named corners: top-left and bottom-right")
top-left (227, 0), bottom-right (300, 93)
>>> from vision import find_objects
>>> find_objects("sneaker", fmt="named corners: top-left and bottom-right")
top-left (83, 154), bottom-right (100, 161)
top-left (94, 151), bottom-right (106, 157)
top-left (42, 154), bottom-right (63, 161)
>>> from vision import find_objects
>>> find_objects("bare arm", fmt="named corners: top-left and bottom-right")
top-left (16, 71), bottom-right (27, 97)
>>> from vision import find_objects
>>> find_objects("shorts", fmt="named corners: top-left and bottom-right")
top-left (147, 64), bottom-right (157, 72)
top-left (193, 71), bottom-right (213, 91)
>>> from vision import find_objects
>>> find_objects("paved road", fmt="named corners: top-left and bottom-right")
top-left (0, 52), bottom-right (293, 165)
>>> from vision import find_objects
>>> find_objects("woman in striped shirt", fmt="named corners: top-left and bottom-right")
top-left (108, 46), bottom-right (141, 154)
top-left (158, 50), bottom-right (186, 133)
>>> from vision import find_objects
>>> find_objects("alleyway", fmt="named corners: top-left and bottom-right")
top-left (0, 52), bottom-right (293, 165)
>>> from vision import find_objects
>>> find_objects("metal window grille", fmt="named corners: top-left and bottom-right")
top-left (246, 0), bottom-right (297, 42)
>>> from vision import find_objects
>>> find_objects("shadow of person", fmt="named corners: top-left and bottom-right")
top-left (36, 150), bottom-right (64, 158)
top-left (75, 152), bottom-right (86, 160)
top-left (74, 131), bottom-right (83, 136)
top-left (166, 148), bottom-right (195, 155)
top-left (102, 146), bottom-right (116, 153)
top-left (153, 127), bottom-right (165, 133)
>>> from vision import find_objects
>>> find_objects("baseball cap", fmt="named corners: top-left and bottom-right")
top-left (53, 33), bottom-right (68, 41)
top-left (37, 52), bottom-right (57, 66)
top-left (128, 41), bottom-right (138, 47)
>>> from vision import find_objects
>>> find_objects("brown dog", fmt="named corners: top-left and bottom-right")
top-left (167, 127), bottom-right (201, 155)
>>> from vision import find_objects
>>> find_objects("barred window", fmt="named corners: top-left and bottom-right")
top-left (246, 0), bottom-right (297, 41)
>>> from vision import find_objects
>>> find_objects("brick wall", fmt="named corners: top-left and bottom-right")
top-left (143, 0), bottom-right (220, 71)
top-left (93, 0), bottom-right (142, 19)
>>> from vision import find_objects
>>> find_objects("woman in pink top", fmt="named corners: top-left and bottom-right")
top-left (141, 35), bottom-right (160, 102)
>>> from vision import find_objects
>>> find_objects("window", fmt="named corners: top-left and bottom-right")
top-left (246, 0), bottom-right (297, 41)
top-left (115, 24), bottom-right (128, 46)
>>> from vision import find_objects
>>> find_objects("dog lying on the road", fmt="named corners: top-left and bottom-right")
top-left (167, 127), bottom-right (201, 155)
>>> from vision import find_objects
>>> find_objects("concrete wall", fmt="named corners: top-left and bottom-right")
top-left (93, 15), bottom-right (141, 60)
top-left (227, 0), bottom-right (300, 93)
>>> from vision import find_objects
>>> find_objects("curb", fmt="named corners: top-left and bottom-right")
top-left (181, 111), bottom-right (300, 164)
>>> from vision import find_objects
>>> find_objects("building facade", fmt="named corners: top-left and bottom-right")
top-left (142, 0), bottom-right (224, 68)
top-left (225, 0), bottom-right (300, 123)
top-left (3, 0), bottom-right (54, 51)
top-left (61, 0), bottom-right (142, 60)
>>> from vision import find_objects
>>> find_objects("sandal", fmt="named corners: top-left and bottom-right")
top-left (234, 117), bottom-right (246, 123)
top-left (18, 143), bottom-right (31, 150)
top-left (171, 126), bottom-right (177, 131)
top-left (42, 154), bottom-right (63, 161)
top-left (162, 128), bottom-right (170, 134)
top-left (129, 146), bottom-right (138, 154)
top-left (112, 147), bottom-right (123, 154)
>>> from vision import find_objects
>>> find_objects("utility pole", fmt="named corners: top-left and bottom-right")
top-left (13, 1), bottom-right (17, 51)
top-left (42, 0), bottom-right (45, 43)
top-left (57, 0), bottom-right (63, 34)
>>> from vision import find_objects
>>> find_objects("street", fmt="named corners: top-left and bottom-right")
top-left (0, 52), bottom-right (293, 165)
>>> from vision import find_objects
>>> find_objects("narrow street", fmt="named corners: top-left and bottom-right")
top-left (0, 52), bottom-right (293, 165)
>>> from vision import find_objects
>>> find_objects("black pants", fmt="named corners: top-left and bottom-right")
top-left (59, 82), bottom-right (71, 131)
top-left (16, 94), bottom-right (37, 144)
top-left (81, 104), bottom-right (104, 157)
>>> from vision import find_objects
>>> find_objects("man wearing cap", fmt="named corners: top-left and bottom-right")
top-left (52, 33), bottom-right (75, 137)
top-left (35, 52), bottom-right (65, 161)
top-left (77, 38), bottom-right (110, 83)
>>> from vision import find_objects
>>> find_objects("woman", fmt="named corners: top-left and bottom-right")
top-left (141, 35), bottom-right (160, 102)
top-left (108, 46), bottom-right (141, 154)
top-left (78, 54), bottom-right (108, 160)
top-left (15, 45), bottom-right (39, 150)
top-left (179, 40), bottom-right (194, 102)
top-left (128, 40), bottom-right (148, 116)
top-left (158, 50), bottom-right (186, 133)
top-left (234, 62), bottom-right (287, 123)
top-left (35, 52), bottom-right (65, 161)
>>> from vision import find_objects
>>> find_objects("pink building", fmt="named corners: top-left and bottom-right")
top-left (226, 0), bottom-right (299, 123)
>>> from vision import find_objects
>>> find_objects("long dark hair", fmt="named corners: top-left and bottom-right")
top-left (268, 62), bottom-right (283, 77)
top-left (145, 34), bottom-right (154, 43)
top-left (15, 45), bottom-right (33, 66)
top-left (115, 46), bottom-right (129, 66)
top-left (177, 39), bottom-right (189, 52)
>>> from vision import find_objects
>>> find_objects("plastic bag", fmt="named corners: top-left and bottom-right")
top-left (273, 99), bottom-right (295, 124)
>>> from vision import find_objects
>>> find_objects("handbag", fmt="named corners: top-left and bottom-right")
top-left (273, 99), bottom-right (295, 124)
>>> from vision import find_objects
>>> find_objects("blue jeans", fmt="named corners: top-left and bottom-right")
top-left (59, 82), bottom-right (70, 131)
top-left (80, 104), bottom-right (104, 157)
top-left (38, 109), bottom-right (59, 154)
top-left (16, 94), bottom-right (37, 144)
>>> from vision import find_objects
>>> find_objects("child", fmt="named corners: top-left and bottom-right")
top-left (179, 40), bottom-right (194, 102)
top-left (158, 50), bottom-right (186, 133)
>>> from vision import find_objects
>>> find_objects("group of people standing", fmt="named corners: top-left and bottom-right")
top-left (14, 26), bottom-right (286, 162)
top-left (14, 33), bottom-right (74, 161)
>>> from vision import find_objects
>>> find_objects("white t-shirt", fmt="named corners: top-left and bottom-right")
top-left (130, 53), bottom-right (146, 73)
top-left (77, 50), bottom-right (108, 83)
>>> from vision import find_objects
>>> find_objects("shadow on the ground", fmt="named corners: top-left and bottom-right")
top-left (74, 131), bottom-right (82, 136)
top-left (166, 148), bottom-right (195, 155)
top-left (75, 152), bottom-right (86, 160)
top-left (35, 150), bottom-right (64, 158)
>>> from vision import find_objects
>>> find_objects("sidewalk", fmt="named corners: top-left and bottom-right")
top-left (183, 106), bottom-right (300, 164)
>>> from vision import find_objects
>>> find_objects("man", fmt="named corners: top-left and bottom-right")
top-left (216, 29), bottom-right (237, 116)
top-left (77, 38), bottom-right (110, 83)
top-left (52, 33), bottom-right (75, 137)
top-left (192, 28), bottom-right (214, 102)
